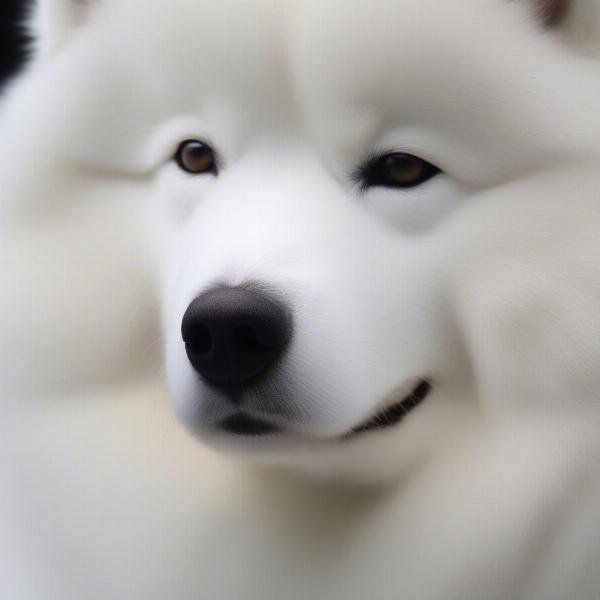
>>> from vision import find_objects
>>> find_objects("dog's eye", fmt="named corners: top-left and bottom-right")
top-left (358, 153), bottom-right (440, 190)
top-left (175, 140), bottom-right (217, 174)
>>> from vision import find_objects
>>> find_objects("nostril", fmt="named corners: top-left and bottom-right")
top-left (183, 323), bottom-right (213, 355)
top-left (181, 284), bottom-right (292, 386)
top-left (234, 325), bottom-right (270, 354)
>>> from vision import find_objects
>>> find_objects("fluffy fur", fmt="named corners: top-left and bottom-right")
top-left (2, 0), bottom-right (600, 598)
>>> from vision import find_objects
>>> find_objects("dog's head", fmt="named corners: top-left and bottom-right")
top-left (12, 0), bottom-right (600, 482)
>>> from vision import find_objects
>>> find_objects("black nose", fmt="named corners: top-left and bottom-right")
top-left (181, 285), bottom-right (292, 386)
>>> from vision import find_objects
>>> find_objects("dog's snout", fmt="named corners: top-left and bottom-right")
top-left (181, 285), bottom-right (292, 386)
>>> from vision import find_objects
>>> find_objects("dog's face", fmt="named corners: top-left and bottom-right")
top-left (155, 0), bottom-right (480, 482)
top-left (157, 0), bottom-right (600, 482)
top-left (13, 0), bottom-right (600, 482)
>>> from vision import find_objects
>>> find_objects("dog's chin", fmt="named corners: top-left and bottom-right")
top-left (183, 377), bottom-right (438, 486)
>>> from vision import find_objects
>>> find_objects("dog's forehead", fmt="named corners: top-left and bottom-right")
top-left (288, 0), bottom-right (543, 109)
top-left (88, 0), bottom-right (548, 116)
top-left (54, 0), bottom-right (598, 176)
top-left (95, 0), bottom-right (508, 105)
top-left (97, 0), bottom-right (289, 108)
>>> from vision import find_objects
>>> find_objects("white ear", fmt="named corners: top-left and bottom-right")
top-left (29, 0), bottom-right (95, 61)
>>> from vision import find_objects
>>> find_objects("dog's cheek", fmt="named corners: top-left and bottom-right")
top-left (454, 262), bottom-right (600, 409)
top-left (152, 169), bottom-right (209, 225)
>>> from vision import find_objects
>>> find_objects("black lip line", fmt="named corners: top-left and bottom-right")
top-left (343, 379), bottom-right (432, 439)
top-left (218, 379), bottom-right (432, 439)
top-left (220, 413), bottom-right (280, 436)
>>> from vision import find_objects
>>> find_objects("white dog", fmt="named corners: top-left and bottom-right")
top-left (2, 0), bottom-right (600, 598)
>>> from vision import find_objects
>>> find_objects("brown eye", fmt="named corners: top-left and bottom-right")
top-left (175, 140), bottom-right (217, 174)
top-left (357, 152), bottom-right (440, 190)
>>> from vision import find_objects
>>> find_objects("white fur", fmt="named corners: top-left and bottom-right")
top-left (2, 0), bottom-right (600, 597)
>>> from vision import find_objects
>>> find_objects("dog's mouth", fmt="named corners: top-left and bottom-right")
top-left (343, 379), bottom-right (432, 439)
top-left (220, 413), bottom-right (280, 436)
top-left (216, 379), bottom-right (432, 439)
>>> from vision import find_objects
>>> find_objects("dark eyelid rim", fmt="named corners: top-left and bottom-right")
top-left (351, 150), bottom-right (441, 193)
top-left (174, 139), bottom-right (221, 174)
